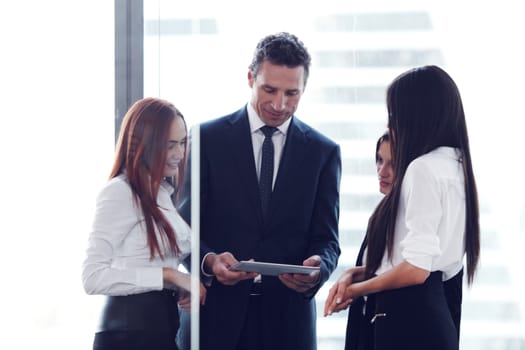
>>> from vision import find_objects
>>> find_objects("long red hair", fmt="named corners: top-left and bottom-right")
top-left (110, 97), bottom-right (187, 259)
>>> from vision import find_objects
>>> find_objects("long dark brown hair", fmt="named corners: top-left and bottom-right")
top-left (110, 97), bottom-right (188, 259)
top-left (375, 130), bottom-right (390, 163)
top-left (365, 65), bottom-right (480, 285)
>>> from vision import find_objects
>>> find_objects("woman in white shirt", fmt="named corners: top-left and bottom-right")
top-left (82, 97), bottom-right (206, 350)
top-left (325, 66), bottom-right (480, 350)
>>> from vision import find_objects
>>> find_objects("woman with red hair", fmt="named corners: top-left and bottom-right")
top-left (82, 97), bottom-right (205, 350)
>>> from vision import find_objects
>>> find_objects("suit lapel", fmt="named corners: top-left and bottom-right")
top-left (269, 118), bottom-right (309, 220)
top-left (225, 109), bottom-right (265, 221)
top-left (224, 112), bottom-right (310, 226)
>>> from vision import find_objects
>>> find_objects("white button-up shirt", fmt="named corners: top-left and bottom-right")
top-left (82, 174), bottom-right (191, 296)
top-left (376, 147), bottom-right (466, 281)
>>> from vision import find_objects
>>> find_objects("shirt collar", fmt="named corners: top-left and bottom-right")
top-left (161, 178), bottom-right (176, 195)
top-left (246, 102), bottom-right (292, 136)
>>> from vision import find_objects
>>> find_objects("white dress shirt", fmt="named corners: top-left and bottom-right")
top-left (375, 147), bottom-right (466, 281)
top-left (82, 174), bottom-right (191, 296)
top-left (247, 103), bottom-right (291, 188)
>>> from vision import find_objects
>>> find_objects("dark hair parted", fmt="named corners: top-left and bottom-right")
top-left (249, 32), bottom-right (311, 85)
top-left (110, 97), bottom-right (188, 259)
top-left (375, 130), bottom-right (390, 163)
top-left (365, 65), bottom-right (480, 285)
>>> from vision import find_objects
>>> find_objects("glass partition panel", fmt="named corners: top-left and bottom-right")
top-left (144, 1), bottom-right (525, 348)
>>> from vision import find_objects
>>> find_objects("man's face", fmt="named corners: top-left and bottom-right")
top-left (248, 60), bottom-right (305, 127)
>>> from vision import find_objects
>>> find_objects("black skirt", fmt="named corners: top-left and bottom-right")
top-left (93, 289), bottom-right (181, 350)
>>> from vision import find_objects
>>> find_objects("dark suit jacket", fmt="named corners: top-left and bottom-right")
top-left (179, 106), bottom-right (341, 350)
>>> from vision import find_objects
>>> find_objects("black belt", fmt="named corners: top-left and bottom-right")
top-left (98, 289), bottom-right (180, 332)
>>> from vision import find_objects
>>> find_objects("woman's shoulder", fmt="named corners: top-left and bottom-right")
top-left (410, 147), bottom-right (459, 169)
top-left (97, 174), bottom-right (133, 200)
top-left (406, 147), bottom-right (461, 185)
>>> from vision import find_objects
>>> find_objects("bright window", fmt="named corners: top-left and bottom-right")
top-left (2, 1), bottom-right (524, 349)
top-left (144, 1), bottom-right (525, 349)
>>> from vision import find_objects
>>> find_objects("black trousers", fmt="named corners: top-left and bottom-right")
top-left (93, 289), bottom-right (180, 350)
top-left (235, 294), bottom-right (264, 350)
top-left (345, 294), bottom-right (376, 350)
top-left (373, 271), bottom-right (458, 350)
top-left (346, 271), bottom-right (461, 350)
top-left (444, 269), bottom-right (463, 339)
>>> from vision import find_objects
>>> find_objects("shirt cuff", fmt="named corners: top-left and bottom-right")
top-left (400, 234), bottom-right (440, 271)
top-left (201, 252), bottom-right (216, 277)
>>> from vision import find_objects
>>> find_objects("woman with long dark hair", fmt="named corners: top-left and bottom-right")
top-left (82, 97), bottom-right (206, 350)
top-left (325, 66), bottom-right (480, 350)
top-left (340, 131), bottom-right (393, 350)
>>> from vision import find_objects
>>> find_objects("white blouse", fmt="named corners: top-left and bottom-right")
top-left (375, 147), bottom-right (466, 281)
top-left (82, 174), bottom-right (191, 296)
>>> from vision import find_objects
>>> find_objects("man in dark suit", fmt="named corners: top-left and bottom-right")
top-left (179, 32), bottom-right (341, 350)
